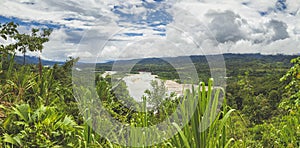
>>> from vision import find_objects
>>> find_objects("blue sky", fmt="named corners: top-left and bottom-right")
top-left (0, 0), bottom-right (299, 62)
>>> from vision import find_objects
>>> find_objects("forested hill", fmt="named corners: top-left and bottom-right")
top-left (18, 53), bottom-right (297, 69)
top-left (13, 55), bottom-right (64, 66)
top-left (95, 53), bottom-right (297, 80)
top-left (97, 53), bottom-right (297, 68)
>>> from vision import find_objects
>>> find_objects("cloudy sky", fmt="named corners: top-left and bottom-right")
top-left (0, 0), bottom-right (299, 62)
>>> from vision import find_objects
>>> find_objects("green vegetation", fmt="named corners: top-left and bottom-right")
top-left (0, 22), bottom-right (299, 147)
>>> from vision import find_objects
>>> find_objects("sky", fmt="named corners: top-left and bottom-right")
top-left (0, 0), bottom-right (300, 62)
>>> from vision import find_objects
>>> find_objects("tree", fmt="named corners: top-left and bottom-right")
top-left (112, 79), bottom-right (138, 108)
top-left (14, 28), bottom-right (52, 65)
top-left (237, 71), bottom-right (253, 110)
top-left (144, 80), bottom-right (167, 111)
top-left (0, 22), bottom-right (19, 55)
top-left (0, 22), bottom-right (52, 79)
top-left (268, 90), bottom-right (280, 109)
top-left (280, 57), bottom-right (300, 110)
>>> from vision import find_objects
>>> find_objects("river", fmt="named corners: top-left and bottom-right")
top-left (102, 71), bottom-right (197, 101)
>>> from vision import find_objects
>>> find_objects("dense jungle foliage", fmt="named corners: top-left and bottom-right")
top-left (0, 22), bottom-right (299, 147)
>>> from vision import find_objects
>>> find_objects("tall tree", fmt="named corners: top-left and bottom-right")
top-left (0, 22), bottom-right (19, 55)
top-left (14, 28), bottom-right (52, 65)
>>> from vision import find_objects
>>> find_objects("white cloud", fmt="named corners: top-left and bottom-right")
top-left (206, 10), bottom-right (247, 43)
top-left (0, 0), bottom-right (117, 29)
top-left (267, 19), bottom-right (289, 41)
top-left (165, 1), bottom-right (300, 56)
top-left (0, 0), bottom-right (299, 62)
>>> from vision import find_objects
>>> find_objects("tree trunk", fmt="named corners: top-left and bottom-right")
top-left (38, 55), bottom-right (42, 78)
top-left (23, 52), bottom-right (25, 65)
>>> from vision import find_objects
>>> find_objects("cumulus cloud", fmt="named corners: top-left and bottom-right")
top-left (267, 19), bottom-right (289, 41)
top-left (169, 1), bottom-right (298, 55)
top-left (206, 10), bottom-right (247, 43)
top-left (0, 0), bottom-right (117, 29)
top-left (203, 10), bottom-right (291, 44)
top-left (0, 0), bottom-right (300, 62)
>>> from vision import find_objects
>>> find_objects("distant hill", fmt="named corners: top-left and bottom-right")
top-left (92, 53), bottom-right (298, 83)
top-left (16, 53), bottom-right (298, 70)
top-left (14, 55), bottom-right (64, 66)
top-left (96, 53), bottom-right (298, 70)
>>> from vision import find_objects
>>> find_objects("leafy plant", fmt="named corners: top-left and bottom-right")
top-left (170, 79), bottom-right (235, 148)
top-left (1, 104), bottom-right (83, 147)
top-left (280, 57), bottom-right (300, 110)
